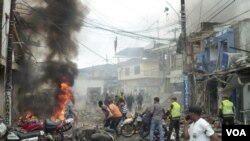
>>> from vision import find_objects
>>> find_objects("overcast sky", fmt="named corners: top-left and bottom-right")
top-left (74, 0), bottom-right (181, 68)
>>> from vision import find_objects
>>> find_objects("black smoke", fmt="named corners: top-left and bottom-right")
top-left (16, 0), bottom-right (88, 118)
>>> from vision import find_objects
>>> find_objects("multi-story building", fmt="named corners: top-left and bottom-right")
top-left (187, 20), bottom-right (250, 122)
top-left (183, 0), bottom-right (250, 123)
top-left (116, 47), bottom-right (161, 97)
top-left (116, 43), bottom-right (183, 106)
top-left (150, 43), bottom-right (184, 105)
top-left (1, 0), bottom-right (20, 116)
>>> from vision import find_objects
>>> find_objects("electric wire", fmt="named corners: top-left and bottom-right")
top-left (187, 0), bottom-right (235, 32)
top-left (17, 0), bottom-right (113, 64)
top-left (20, 0), bottom-right (174, 42)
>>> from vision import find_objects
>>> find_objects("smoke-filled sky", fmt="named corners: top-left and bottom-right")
top-left (76, 0), bottom-right (180, 68)
top-left (16, 0), bottom-right (87, 117)
top-left (76, 0), bottom-right (250, 69)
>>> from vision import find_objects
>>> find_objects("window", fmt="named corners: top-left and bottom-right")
top-left (134, 65), bottom-right (140, 75)
top-left (125, 68), bottom-right (130, 76)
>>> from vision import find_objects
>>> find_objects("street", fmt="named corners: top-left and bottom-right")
top-left (74, 104), bottom-right (186, 141)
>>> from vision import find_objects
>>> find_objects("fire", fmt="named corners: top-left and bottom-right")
top-left (51, 81), bottom-right (72, 121)
top-left (18, 111), bottom-right (37, 124)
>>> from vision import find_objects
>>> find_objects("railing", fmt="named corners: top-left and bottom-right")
top-left (240, 109), bottom-right (250, 125)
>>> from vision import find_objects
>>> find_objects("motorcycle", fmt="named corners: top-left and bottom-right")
top-left (18, 119), bottom-right (43, 132)
top-left (120, 113), bottom-right (168, 140)
top-left (120, 112), bottom-right (143, 137)
top-left (42, 118), bottom-right (74, 141)
top-left (19, 117), bottom-right (74, 141)
top-left (0, 116), bottom-right (45, 141)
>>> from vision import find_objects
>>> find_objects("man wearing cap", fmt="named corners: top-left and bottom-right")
top-left (166, 97), bottom-right (181, 141)
top-left (219, 95), bottom-right (234, 125)
top-left (183, 106), bottom-right (219, 141)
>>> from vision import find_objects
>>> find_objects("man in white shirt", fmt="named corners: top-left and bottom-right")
top-left (183, 106), bottom-right (219, 141)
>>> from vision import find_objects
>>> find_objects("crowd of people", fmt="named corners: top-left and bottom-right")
top-left (96, 91), bottom-right (235, 141)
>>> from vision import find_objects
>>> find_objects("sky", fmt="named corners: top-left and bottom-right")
top-left (75, 0), bottom-right (181, 69)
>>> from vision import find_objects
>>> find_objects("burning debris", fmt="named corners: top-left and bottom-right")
top-left (16, 0), bottom-right (88, 120)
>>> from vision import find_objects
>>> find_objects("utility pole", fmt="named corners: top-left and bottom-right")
top-left (180, 0), bottom-right (189, 113)
top-left (4, 0), bottom-right (16, 126)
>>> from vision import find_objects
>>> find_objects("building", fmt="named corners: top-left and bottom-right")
top-left (184, 0), bottom-right (250, 123)
top-left (0, 0), bottom-right (21, 117)
top-left (116, 47), bottom-right (160, 97)
top-left (150, 43), bottom-right (184, 104)
top-left (116, 42), bottom-right (183, 106)
top-left (73, 64), bottom-right (118, 108)
top-left (188, 20), bottom-right (250, 122)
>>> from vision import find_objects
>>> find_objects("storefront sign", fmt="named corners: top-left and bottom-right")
top-left (184, 75), bottom-right (188, 114)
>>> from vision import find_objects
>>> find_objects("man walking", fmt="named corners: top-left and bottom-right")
top-left (183, 106), bottom-right (219, 141)
top-left (166, 97), bottom-right (181, 141)
top-left (150, 97), bottom-right (165, 141)
top-left (219, 95), bottom-right (235, 125)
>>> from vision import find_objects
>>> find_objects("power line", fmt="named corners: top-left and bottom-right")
top-left (83, 22), bottom-right (173, 41)
top-left (187, 0), bottom-right (236, 32)
top-left (17, 1), bottom-right (111, 63)
top-left (20, 1), bottom-right (173, 42)
top-left (206, 0), bottom-right (236, 22)
top-left (223, 9), bottom-right (250, 23)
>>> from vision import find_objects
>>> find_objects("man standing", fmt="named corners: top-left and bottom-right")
top-left (219, 95), bottom-right (235, 125)
top-left (126, 94), bottom-right (135, 112)
top-left (183, 106), bottom-right (219, 141)
top-left (150, 97), bottom-right (165, 141)
top-left (166, 97), bottom-right (181, 141)
top-left (136, 92), bottom-right (144, 112)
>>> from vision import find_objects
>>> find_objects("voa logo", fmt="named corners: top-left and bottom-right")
top-left (226, 129), bottom-right (246, 136)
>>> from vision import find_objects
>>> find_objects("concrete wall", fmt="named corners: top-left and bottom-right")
top-left (234, 19), bottom-right (250, 56)
top-left (118, 59), bottom-right (161, 80)
top-left (73, 77), bottom-right (104, 108)
top-left (243, 82), bottom-right (250, 110)
top-left (121, 78), bottom-right (161, 95)
top-left (73, 78), bottom-right (104, 96)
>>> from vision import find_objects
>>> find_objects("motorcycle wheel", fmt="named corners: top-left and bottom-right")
top-left (53, 132), bottom-right (64, 141)
top-left (120, 123), bottom-right (136, 137)
top-left (39, 132), bottom-right (64, 141)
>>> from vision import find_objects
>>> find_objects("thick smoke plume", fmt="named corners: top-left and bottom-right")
top-left (17, 0), bottom-right (88, 117)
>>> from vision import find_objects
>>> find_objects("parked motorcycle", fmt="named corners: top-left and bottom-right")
top-left (120, 112), bottom-right (143, 137)
top-left (42, 118), bottom-right (74, 141)
top-left (0, 116), bottom-right (45, 141)
top-left (18, 119), bottom-right (43, 132)
top-left (120, 113), bottom-right (168, 140)
top-left (19, 117), bottom-right (74, 141)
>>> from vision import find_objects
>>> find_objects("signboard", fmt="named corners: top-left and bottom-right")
top-left (183, 75), bottom-right (188, 114)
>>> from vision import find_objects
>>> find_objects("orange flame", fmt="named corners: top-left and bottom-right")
top-left (51, 82), bottom-right (72, 121)
top-left (18, 111), bottom-right (37, 123)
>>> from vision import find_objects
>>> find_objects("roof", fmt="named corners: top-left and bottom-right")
top-left (115, 47), bottom-right (157, 58)
top-left (115, 47), bottom-right (144, 57)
